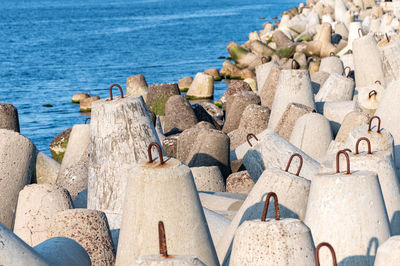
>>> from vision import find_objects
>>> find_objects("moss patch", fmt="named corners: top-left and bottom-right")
top-left (49, 128), bottom-right (71, 162)
top-left (214, 76), bottom-right (223, 81)
top-left (230, 45), bottom-right (249, 63)
top-left (214, 102), bottom-right (222, 108)
top-left (186, 95), bottom-right (213, 100)
top-left (276, 47), bottom-right (295, 58)
top-left (150, 95), bottom-right (170, 116)
top-left (297, 35), bottom-right (312, 42)
top-left (180, 88), bottom-right (189, 92)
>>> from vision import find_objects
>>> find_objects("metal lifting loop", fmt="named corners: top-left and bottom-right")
top-left (147, 142), bottom-right (164, 164)
top-left (369, 90), bottom-right (377, 98)
top-left (291, 60), bottom-right (297, 70)
top-left (375, 80), bottom-right (381, 85)
top-left (336, 150), bottom-right (351, 174)
top-left (158, 221), bottom-right (168, 258)
top-left (84, 117), bottom-right (91, 124)
top-left (385, 33), bottom-right (390, 42)
top-left (368, 116), bottom-right (381, 133)
top-left (246, 133), bottom-right (259, 147)
top-left (261, 56), bottom-right (268, 64)
top-left (109, 84), bottom-right (124, 101)
top-left (261, 192), bottom-right (280, 221)
top-left (358, 28), bottom-right (363, 38)
top-left (342, 66), bottom-right (351, 78)
top-left (285, 153), bottom-right (303, 176)
top-left (315, 242), bottom-right (337, 266)
top-left (355, 137), bottom-right (372, 154)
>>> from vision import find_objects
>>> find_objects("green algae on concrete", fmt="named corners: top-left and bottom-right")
top-left (49, 128), bottom-right (72, 163)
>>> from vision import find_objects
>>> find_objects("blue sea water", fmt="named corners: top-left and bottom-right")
top-left (0, 0), bottom-right (300, 155)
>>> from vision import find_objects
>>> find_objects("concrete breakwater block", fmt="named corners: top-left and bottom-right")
top-left (35, 151), bottom-right (60, 184)
top-left (116, 144), bottom-right (218, 266)
top-left (126, 74), bottom-right (148, 102)
top-left (375, 236), bottom-right (400, 266)
top-left (13, 184), bottom-right (73, 246)
top-left (87, 92), bottom-right (162, 230)
top-left (186, 72), bottom-right (214, 100)
top-left (146, 83), bottom-right (180, 116)
top-left (191, 166), bottom-right (225, 192)
top-left (198, 192), bottom-right (245, 213)
top-left (0, 129), bottom-right (36, 230)
top-left (203, 208), bottom-right (231, 247)
top-left (259, 64), bottom-right (281, 109)
top-left (315, 72), bottom-right (355, 102)
top-left (48, 209), bottom-right (115, 265)
top-left (0, 102), bottom-right (20, 132)
top-left (163, 95), bottom-right (198, 135)
top-left (225, 171), bottom-right (254, 194)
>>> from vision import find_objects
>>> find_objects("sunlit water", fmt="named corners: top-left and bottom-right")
top-left (0, 0), bottom-right (300, 155)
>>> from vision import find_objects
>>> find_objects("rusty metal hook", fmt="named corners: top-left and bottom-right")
top-left (291, 60), bottom-right (297, 70)
top-left (109, 84), bottom-right (124, 101)
top-left (369, 90), bottom-right (377, 98)
top-left (368, 116), bottom-right (381, 133)
top-left (341, 148), bottom-right (352, 153)
top-left (285, 153), bottom-right (303, 176)
top-left (84, 117), bottom-right (91, 124)
top-left (247, 133), bottom-right (259, 147)
top-left (315, 242), bottom-right (337, 266)
top-left (355, 137), bottom-right (372, 154)
top-left (158, 221), bottom-right (168, 258)
top-left (330, 52), bottom-right (335, 57)
top-left (358, 28), bottom-right (363, 38)
top-left (261, 192), bottom-right (280, 221)
top-left (261, 56), bottom-right (268, 64)
top-left (342, 66), bottom-right (351, 78)
top-left (375, 80), bottom-right (381, 85)
top-left (336, 150), bottom-right (350, 174)
top-left (148, 142), bottom-right (164, 164)
top-left (385, 33), bottom-right (390, 42)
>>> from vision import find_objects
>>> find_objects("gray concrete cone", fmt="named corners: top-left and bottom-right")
top-left (319, 56), bottom-right (344, 74)
top-left (259, 64), bottom-right (281, 109)
top-left (126, 74), bottom-right (148, 102)
top-left (268, 69), bottom-right (315, 131)
top-left (255, 60), bottom-right (278, 93)
top-left (203, 208), bottom-right (230, 247)
top-left (191, 166), bottom-right (225, 192)
top-left (374, 236), bottom-right (400, 266)
top-left (0, 102), bottom-right (20, 132)
top-left (0, 222), bottom-right (49, 266)
top-left (198, 192), bottom-right (245, 213)
top-left (290, 112), bottom-right (333, 159)
top-left (48, 209), bottom-right (115, 265)
top-left (315, 72), bottom-right (355, 102)
top-left (88, 84), bottom-right (162, 229)
top-left (33, 237), bottom-right (91, 266)
top-left (305, 150), bottom-right (390, 265)
top-left (134, 221), bottom-right (206, 265)
top-left (57, 123), bottom-right (90, 199)
top-left (13, 184), bottom-right (73, 246)
top-left (378, 38), bottom-right (400, 84)
top-left (357, 82), bottom-right (385, 115)
top-left (353, 34), bottom-right (385, 88)
top-left (242, 129), bottom-right (320, 182)
top-left (217, 154), bottom-right (310, 263)
top-left (0, 129), bottom-right (36, 229)
top-left (229, 193), bottom-right (315, 266)
top-left (115, 143), bottom-right (218, 266)
top-left (35, 151), bottom-right (60, 184)
top-left (375, 80), bottom-right (400, 173)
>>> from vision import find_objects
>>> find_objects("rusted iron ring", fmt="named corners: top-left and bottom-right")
top-left (158, 221), bottom-right (168, 258)
top-left (285, 153), bottom-right (303, 176)
top-left (336, 150), bottom-right (350, 174)
top-left (84, 117), bottom-right (91, 124)
top-left (247, 133), bottom-right (259, 147)
top-left (261, 192), bottom-right (280, 221)
top-left (368, 116), bottom-right (381, 133)
top-left (148, 142), bottom-right (164, 164)
top-left (315, 242), bottom-right (337, 266)
top-left (109, 84), bottom-right (124, 101)
top-left (355, 137), bottom-right (372, 154)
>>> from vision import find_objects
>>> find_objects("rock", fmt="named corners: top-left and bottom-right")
top-left (126, 74), bottom-right (148, 101)
top-left (13, 184), bottom-right (73, 246)
top-left (178, 76), bottom-right (193, 92)
top-left (199, 102), bottom-right (223, 120)
top-left (0, 129), bottom-right (36, 229)
top-left (49, 128), bottom-right (72, 163)
top-left (226, 171), bottom-right (254, 194)
top-left (191, 166), bottom-right (225, 192)
top-left (0, 103), bottom-right (20, 132)
top-left (79, 95), bottom-right (100, 112)
top-left (259, 65), bottom-right (281, 109)
top-left (186, 73), bottom-right (214, 100)
top-left (35, 151), bottom-right (60, 184)
top-left (274, 103), bottom-right (314, 141)
top-left (204, 68), bottom-right (221, 80)
top-left (163, 95), bottom-right (198, 135)
top-left (223, 91), bottom-right (260, 133)
top-left (72, 93), bottom-right (90, 103)
top-left (49, 209), bottom-right (115, 265)
top-left (147, 83), bottom-right (180, 116)
top-left (162, 134), bottom-right (180, 158)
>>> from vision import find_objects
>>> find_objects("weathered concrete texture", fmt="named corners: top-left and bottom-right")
top-left (0, 223), bottom-right (50, 265)
top-left (217, 168), bottom-right (310, 264)
top-left (228, 104), bottom-right (270, 149)
top-left (378, 39), bottom-right (400, 84)
top-left (135, 255), bottom-right (206, 266)
top-left (72, 93), bottom-right (90, 103)
top-left (290, 113), bottom-right (333, 159)
top-left (88, 95), bottom-right (161, 229)
top-left (80, 95), bottom-right (100, 112)
top-left (199, 102), bottom-right (223, 121)
top-left (0, 102), bottom-right (20, 132)
top-left (203, 208), bottom-right (231, 247)
top-left (223, 91), bottom-right (260, 134)
top-left (178, 76), bottom-right (193, 91)
top-left (375, 236), bottom-right (400, 266)
top-left (187, 73), bottom-right (214, 99)
top-left (162, 134), bottom-right (179, 158)
top-left (229, 219), bottom-right (315, 266)
top-left (353, 35), bottom-right (385, 88)
top-left (33, 237), bottom-right (91, 266)
top-left (268, 69), bottom-right (315, 131)
top-left (57, 124), bottom-right (90, 199)
top-left (116, 157), bottom-right (218, 266)
top-left (198, 192), bottom-right (245, 213)
top-left (315, 73), bottom-right (355, 102)
top-left (49, 128), bottom-right (71, 163)
top-left (375, 80), bottom-right (400, 171)
top-left (242, 129), bottom-right (320, 182)
top-left (35, 151), bottom-right (60, 184)
top-left (310, 71), bottom-right (330, 94)
top-left (192, 103), bottom-right (221, 130)
top-left (13, 184), bottom-right (73, 246)
top-left (205, 68), bottom-right (220, 80)
top-left (226, 171), bottom-right (254, 194)
top-left (335, 111), bottom-right (370, 143)
top-left (191, 166), bottom-right (225, 192)
top-left (147, 83), bottom-right (180, 116)
top-left (259, 65), bottom-right (281, 110)
top-left (274, 102), bottom-right (314, 140)
top-left (186, 128), bottom-right (231, 178)
top-left (255, 61), bottom-right (278, 93)
top-left (163, 95), bottom-right (198, 135)
top-left (0, 129), bottom-right (36, 230)
top-left (49, 209), bottom-right (115, 266)
top-left (319, 56), bottom-right (344, 74)
top-left (126, 74), bottom-right (148, 102)
top-left (221, 80), bottom-right (251, 111)
top-left (304, 171), bottom-right (390, 266)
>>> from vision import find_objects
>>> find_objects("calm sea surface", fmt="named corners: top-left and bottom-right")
top-left (0, 0), bottom-right (299, 155)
